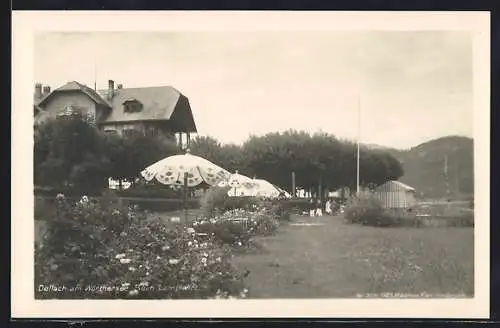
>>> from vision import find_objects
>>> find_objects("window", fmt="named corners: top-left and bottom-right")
top-left (104, 128), bottom-right (117, 134)
top-left (122, 128), bottom-right (138, 137)
top-left (146, 126), bottom-right (158, 138)
top-left (123, 99), bottom-right (143, 113)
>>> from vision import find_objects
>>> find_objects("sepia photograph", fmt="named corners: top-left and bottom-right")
top-left (12, 11), bottom-right (490, 318)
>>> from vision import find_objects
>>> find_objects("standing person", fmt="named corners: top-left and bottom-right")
top-left (309, 198), bottom-right (315, 217)
top-left (315, 198), bottom-right (323, 217)
top-left (325, 198), bottom-right (332, 215)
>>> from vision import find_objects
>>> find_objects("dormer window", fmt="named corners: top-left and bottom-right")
top-left (123, 99), bottom-right (143, 113)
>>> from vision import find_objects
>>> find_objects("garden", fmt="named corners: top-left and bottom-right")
top-left (35, 189), bottom-right (474, 299)
top-left (34, 187), bottom-right (290, 299)
top-left (33, 117), bottom-right (474, 299)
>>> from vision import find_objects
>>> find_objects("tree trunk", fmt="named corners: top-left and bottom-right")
top-left (118, 179), bottom-right (123, 190)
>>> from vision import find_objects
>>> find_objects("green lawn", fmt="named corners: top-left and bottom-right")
top-left (232, 214), bottom-right (474, 298)
top-left (35, 206), bottom-right (474, 299)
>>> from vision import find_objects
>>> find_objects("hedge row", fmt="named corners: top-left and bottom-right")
top-left (116, 185), bottom-right (185, 199)
top-left (35, 185), bottom-right (186, 199)
top-left (344, 196), bottom-right (474, 228)
top-left (36, 185), bottom-right (314, 215)
top-left (123, 198), bottom-right (200, 212)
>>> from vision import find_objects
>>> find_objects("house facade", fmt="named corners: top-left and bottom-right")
top-left (34, 80), bottom-right (197, 149)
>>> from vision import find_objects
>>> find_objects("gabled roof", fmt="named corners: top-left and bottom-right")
top-left (375, 180), bottom-right (416, 192)
top-left (96, 86), bottom-right (198, 132)
top-left (37, 81), bottom-right (111, 108)
top-left (35, 81), bottom-right (198, 133)
top-left (97, 86), bottom-right (181, 122)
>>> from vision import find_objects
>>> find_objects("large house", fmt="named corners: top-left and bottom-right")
top-left (34, 80), bottom-right (197, 149)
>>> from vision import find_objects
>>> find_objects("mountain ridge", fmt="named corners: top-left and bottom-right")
top-left (368, 136), bottom-right (474, 199)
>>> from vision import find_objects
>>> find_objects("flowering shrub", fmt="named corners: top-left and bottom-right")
top-left (193, 215), bottom-right (252, 248)
top-left (192, 205), bottom-right (280, 250)
top-left (199, 186), bottom-right (264, 218)
top-left (35, 196), bottom-right (246, 299)
top-left (261, 200), bottom-right (291, 221)
top-left (344, 195), bottom-right (384, 225)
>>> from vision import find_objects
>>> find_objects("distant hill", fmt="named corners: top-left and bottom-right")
top-left (369, 136), bottom-right (474, 199)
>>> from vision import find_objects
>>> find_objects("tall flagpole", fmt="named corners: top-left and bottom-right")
top-left (356, 95), bottom-right (361, 196)
top-left (94, 64), bottom-right (97, 91)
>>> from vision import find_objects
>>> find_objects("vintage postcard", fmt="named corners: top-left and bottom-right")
top-left (12, 11), bottom-right (490, 318)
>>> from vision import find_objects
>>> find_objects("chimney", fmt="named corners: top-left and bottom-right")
top-left (43, 86), bottom-right (51, 96)
top-left (117, 84), bottom-right (123, 89)
top-left (34, 83), bottom-right (42, 99)
top-left (107, 80), bottom-right (114, 100)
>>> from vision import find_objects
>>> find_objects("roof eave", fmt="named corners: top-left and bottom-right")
top-left (100, 118), bottom-right (171, 124)
top-left (38, 89), bottom-right (112, 109)
top-left (99, 119), bottom-right (197, 133)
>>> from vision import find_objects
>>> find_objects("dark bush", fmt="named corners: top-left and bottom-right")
top-left (116, 184), bottom-right (184, 199)
top-left (344, 196), bottom-right (384, 225)
top-left (344, 196), bottom-right (420, 228)
top-left (278, 198), bottom-right (313, 214)
top-left (35, 193), bottom-right (199, 214)
top-left (34, 185), bottom-right (102, 198)
top-left (126, 198), bottom-right (200, 212)
top-left (194, 219), bottom-right (253, 247)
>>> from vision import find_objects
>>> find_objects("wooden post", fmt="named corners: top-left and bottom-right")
top-left (179, 132), bottom-right (183, 151)
top-left (318, 176), bottom-right (322, 204)
top-left (183, 172), bottom-right (188, 222)
top-left (291, 171), bottom-right (296, 198)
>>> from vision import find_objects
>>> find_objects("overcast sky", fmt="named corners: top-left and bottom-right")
top-left (34, 31), bottom-right (473, 149)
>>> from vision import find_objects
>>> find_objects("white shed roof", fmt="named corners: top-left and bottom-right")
top-left (375, 180), bottom-right (415, 192)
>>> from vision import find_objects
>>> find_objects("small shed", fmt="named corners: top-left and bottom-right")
top-left (373, 180), bottom-right (416, 209)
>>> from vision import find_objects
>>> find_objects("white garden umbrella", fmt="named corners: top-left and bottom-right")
top-left (140, 150), bottom-right (231, 219)
top-left (277, 186), bottom-right (292, 199)
top-left (251, 179), bottom-right (290, 198)
top-left (218, 171), bottom-right (258, 197)
top-left (141, 150), bottom-right (231, 187)
top-left (251, 179), bottom-right (280, 198)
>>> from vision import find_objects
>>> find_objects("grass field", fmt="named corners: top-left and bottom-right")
top-left (233, 214), bottom-right (474, 298)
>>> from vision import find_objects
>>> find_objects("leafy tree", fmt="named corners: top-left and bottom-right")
top-left (104, 130), bottom-right (178, 187)
top-left (219, 144), bottom-right (249, 175)
top-left (189, 136), bottom-right (223, 164)
top-left (34, 118), bottom-right (110, 194)
top-left (34, 119), bottom-right (57, 185)
top-left (162, 131), bottom-right (404, 199)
